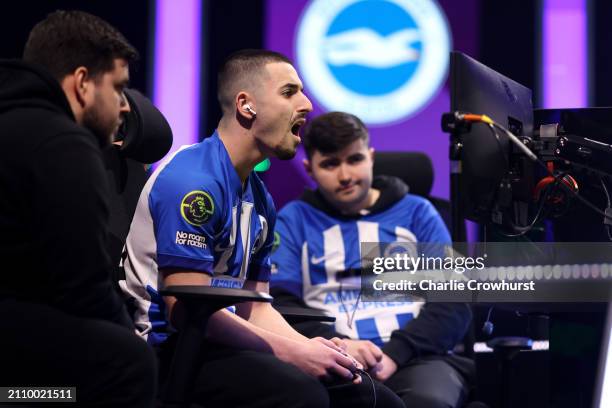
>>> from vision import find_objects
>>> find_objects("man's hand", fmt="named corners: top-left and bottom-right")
top-left (328, 337), bottom-right (348, 352)
top-left (342, 339), bottom-right (383, 371)
top-left (280, 338), bottom-right (362, 383)
top-left (314, 336), bottom-right (346, 353)
top-left (370, 352), bottom-right (398, 382)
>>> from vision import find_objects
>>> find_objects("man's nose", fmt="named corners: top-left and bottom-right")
top-left (299, 93), bottom-right (313, 114)
top-left (338, 163), bottom-right (351, 183)
top-left (119, 92), bottom-right (131, 114)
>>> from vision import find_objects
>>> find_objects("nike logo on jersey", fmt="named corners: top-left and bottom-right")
top-left (310, 252), bottom-right (339, 265)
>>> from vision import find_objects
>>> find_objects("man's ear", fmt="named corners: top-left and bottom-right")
top-left (303, 158), bottom-right (313, 177)
top-left (73, 66), bottom-right (91, 107)
top-left (369, 147), bottom-right (375, 163)
top-left (236, 92), bottom-right (256, 120)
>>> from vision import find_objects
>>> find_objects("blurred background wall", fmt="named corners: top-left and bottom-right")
top-left (2, 0), bottom-right (606, 208)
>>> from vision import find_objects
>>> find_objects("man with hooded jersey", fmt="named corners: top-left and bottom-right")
top-left (271, 111), bottom-right (474, 408)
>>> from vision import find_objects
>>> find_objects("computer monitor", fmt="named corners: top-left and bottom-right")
top-left (594, 302), bottom-right (612, 408)
top-left (450, 51), bottom-right (534, 223)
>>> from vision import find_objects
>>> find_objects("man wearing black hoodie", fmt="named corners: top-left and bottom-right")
top-left (0, 11), bottom-right (156, 407)
top-left (271, 112), bottom-right (473, 408)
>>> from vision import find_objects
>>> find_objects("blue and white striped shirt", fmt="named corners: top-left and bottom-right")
top-left (121, 132), bottom-right (275, 345)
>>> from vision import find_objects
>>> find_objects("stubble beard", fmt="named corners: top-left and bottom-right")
top-left (82, 94), bottom-right (116, 147)
top-left (273, 136), bottom-right (298, 160)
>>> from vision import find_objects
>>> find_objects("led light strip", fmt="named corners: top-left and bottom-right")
top-left (153, 0), bottom-right (202, 160)
top-left (473, 340), bottom-right (549, 353)
top-left (542, 0), bottom-right (587, 108)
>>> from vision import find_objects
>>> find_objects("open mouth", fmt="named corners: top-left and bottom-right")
top-left (291, 119), bottom-right (305, 136)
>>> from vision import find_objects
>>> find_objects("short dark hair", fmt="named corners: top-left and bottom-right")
top-left (302, 112), bottom-right (369, 158)
top-left (217, 49), bottom-right (292, 113)
top-left (23, 10), bottom-right (139, 81)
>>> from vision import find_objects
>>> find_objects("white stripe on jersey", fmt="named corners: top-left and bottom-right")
top-left (253, 215), bottom-right (269, 254)
top-left (395, 226), bottom-right (417, 243)
top-left (301, 241), bottom-right (310, 287)
top-left (374, 313), bottom-right (401, 338)
top-left (357, 220), bottom-right (381, 260)
top-left (238, 202), bottom-right (254, 280)
top-left (323, 225), bottom-right (345, 276)
top-left (214, 206), bottom-right (238, 274)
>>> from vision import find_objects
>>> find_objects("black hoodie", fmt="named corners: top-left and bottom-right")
top-left (272, 176), bottom-right (473, 371)
top-left (0, 60), bottom-right (131, 328)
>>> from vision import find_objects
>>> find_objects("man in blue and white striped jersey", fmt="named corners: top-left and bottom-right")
top-left (271, 111), bottom-right (473, 408)
top-left (121, 51), bottom-right (404, 408)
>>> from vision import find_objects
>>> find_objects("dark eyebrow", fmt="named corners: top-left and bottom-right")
top-left (281, 83), bottom-right (301, 92)
top-left (319, 156), bottom-right (340, 165)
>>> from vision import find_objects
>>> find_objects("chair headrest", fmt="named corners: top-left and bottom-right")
top-left (373, 151), bottom-right (434, 197)
top-left (117, 89), bottom-right (173, 164)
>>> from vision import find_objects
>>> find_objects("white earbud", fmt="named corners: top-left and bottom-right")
top-left (244, 104), bottom-right (257, 116)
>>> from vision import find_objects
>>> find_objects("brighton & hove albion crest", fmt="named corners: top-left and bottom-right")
top-left (296, 0), bottom-right (451, 125)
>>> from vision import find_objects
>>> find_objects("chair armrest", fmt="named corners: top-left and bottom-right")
top-left (275, 306), bottom-right (336, 323)
top-left (159, 285), bottom-right (272, 405)
top-left (161, 285), bottom-right (272, 310)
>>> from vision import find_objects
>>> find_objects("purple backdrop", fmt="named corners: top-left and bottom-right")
top-left (262, 0), bottom-right (479, 209)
